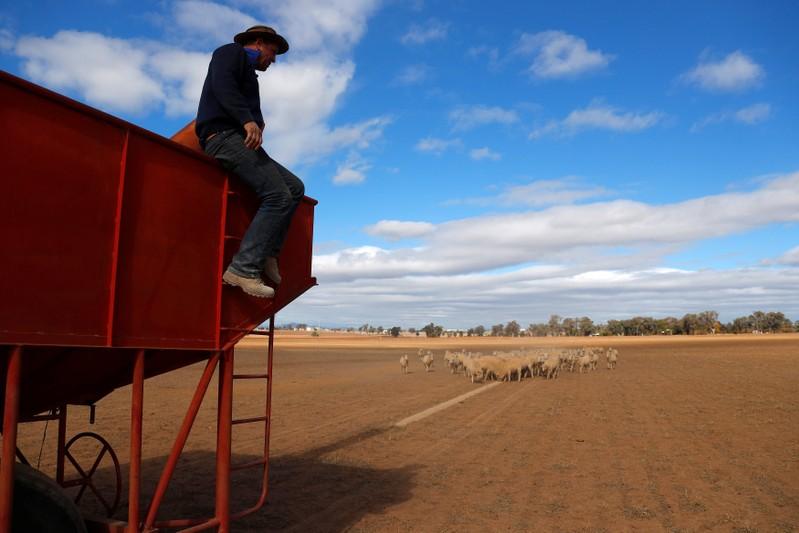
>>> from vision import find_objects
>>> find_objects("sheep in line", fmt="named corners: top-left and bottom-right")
top-left (400, 354), bottom-right (409, 374)
top-left (420, 346), bottom-right (621, 383)
top-left (460, 353), bottom-right (485, 383)
top-left (606, 347), bottom-right (619, 369)
top-left (541, 355), bottom-right (560, 379)
top-left (444, 350), bottom-right (466, 374)
top-left (589, 347), bottom-right (602, 370)
top-left (418, 351), bottom-right (434, 372)
top-left (577, 353), bottom-right (592, 373)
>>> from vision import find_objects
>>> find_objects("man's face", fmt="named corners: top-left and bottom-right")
top-left (256, 40), bottom-right (279, 72)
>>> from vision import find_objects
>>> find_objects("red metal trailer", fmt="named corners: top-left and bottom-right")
top-left (0, 70), bottom-right (316, 532)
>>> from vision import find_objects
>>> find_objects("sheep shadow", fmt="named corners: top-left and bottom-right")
top-left (78, 426), bottom-right (416, 532)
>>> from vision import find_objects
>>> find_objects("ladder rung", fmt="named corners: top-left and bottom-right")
top-left (233, 373), bottom-right (269, 380)
top-left (231, 458), bottom-right (266, 472)
top-left (232, 415), bottom-right (268, 426)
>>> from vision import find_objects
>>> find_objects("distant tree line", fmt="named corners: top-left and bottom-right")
top-left (476, 310), bottom-right (796, 337)
top-left (278, 310), bottom-right (796, 337)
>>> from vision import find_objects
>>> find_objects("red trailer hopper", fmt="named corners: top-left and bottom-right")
top-left (0, 70), bottom-right (317, 532)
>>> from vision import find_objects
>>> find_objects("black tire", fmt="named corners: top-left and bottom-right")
top-left (11, 463), bottom-right (87, 533)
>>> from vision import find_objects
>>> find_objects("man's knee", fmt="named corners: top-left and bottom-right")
top-left (293, 179), bottom-right (305, 200)
top-left (261, 189), bottom-right (293, 211)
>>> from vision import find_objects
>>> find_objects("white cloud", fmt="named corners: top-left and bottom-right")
top-left (332, 153), bottom-right (370, 185)
top-left (262, 0), bottom-right (381, 54)
top-left (772, 246), bottom-right (799, 266)
top-left (449, 105), bottom-right (519, 131)
top-left (467, 45), bottom-right (502, 71)
top-left (15, 31), bottom-right (166, 114)
top-left (282, 172), bottom-right (799, 326)
top-left (365, 220), bottom-right (435, 241)
top-left (498, 178), bottom-right (608, 206)
top-left (0, 28), bottom-right (14, 52)
top-left (734, 103), bottom-right (771, 124)
top-left (415, 137), bottom-right (462, 154)
top-left (283, 264), bottom-right (799, 328)
top-left (516, 30), bottom-right (613, 79)
top-left (392, 63), bottom-right (431, 86)
top-left (682, 50), bottom-right (764, 92)
top-left (531, 101), bottom-right (663, 139)
top-left (450, 177), bottom-right (608, 207)
top-left (400, 19), bottom-right (448, 45)
top-left (469, 147), bottom-right (501, 161)
top-left (258, 59), bottom-right (390, 164)
top-left (13, 2), bottom-right (389, 167)
top-left (147, 48), bottom-right (210, 116)
top-left (315, 171), bottom-right (799, 281)
top-left (332, 167), bottom-right (366, 185)
top-left (691, 103), bottom-right (771, 132)
top-left (172, 0), bottom-right (256, 45)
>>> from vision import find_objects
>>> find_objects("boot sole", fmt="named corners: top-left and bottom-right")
top-left (222, 275), bottom-right (275, 298)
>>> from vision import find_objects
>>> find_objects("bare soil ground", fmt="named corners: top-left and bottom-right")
top-left (17, 334), bottom-right (799, 532)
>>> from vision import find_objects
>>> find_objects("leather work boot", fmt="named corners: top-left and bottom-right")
top-left (264, 257), bottom-right (282, 285)
top-left (223, 268), bottom-right (275, 298)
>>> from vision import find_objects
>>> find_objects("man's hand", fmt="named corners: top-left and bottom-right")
top-left (243, 121), bottom-right (262, 150)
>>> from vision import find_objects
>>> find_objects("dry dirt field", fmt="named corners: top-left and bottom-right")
top-left (18, 333), bottom-right (799, 532)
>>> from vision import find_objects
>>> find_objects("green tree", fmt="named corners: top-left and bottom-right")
top-left (547, 315), bottom-right (562, 336)
top-left (578, 316), bottom-right (595, 336)
top-left (697, 311), bottom-right (720, 334)
top-left (527, 323), bottom-right (548, 336)
top-left (504, 320), bottom-right (521, 337)
top-left (389, 326), bottom-right (401, 337)
top-left (606, 320), bottom-right (624, 336)
top-left (764, 311), bottom-right (793, 332)
top-left (421, 322), bottom-right (444, 338)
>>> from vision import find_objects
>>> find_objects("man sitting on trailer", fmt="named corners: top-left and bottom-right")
top-left (196, 25), bottom-right (304, 298)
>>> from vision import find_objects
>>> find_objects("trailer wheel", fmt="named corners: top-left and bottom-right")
top-left (62, 431), bottom-right (122, 517)
top-left (12, 463), bottom-right (88, 533)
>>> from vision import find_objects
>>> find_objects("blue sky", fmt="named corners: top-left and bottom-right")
top-left (2, 1), bottom-right (798, 328)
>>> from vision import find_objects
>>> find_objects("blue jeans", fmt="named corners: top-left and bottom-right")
top-left (204, 130), bottom-right (305, 278)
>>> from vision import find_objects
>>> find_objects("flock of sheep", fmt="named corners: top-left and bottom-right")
top-left (400, 347), bottom-right (619, 382)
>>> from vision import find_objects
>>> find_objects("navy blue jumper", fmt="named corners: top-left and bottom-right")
top-left (195, 43), bottom-right (264, 145)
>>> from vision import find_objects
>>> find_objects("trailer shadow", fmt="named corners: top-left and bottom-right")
top-left (107, 426), bottom-right (417, 532)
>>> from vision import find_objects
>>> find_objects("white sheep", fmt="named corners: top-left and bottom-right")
top-left (541, 355), bottom-right (560, 379)
top-left (589, 348), bottom-right (601, 371)
top-left (606, 347), bottom-right (618, 369)
top-left (400, 354), bottom-right (409, 374)
top-left (461, 354), bottom-right (486, 383)
top-left (444, 350), bottom-right (465, 374)
top-left (419, 353), bottom-right (434, 372)
top-left (577, 353), bottom-right (592, 373)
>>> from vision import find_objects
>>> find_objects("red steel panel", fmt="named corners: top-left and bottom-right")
top-left (111, 133), bottom-right (226, 349)
top-left (0, 77), bottom-right (125, 346)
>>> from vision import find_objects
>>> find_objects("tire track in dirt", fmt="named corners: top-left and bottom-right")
top-left (379, 379), bottom-right (596, 532)
top-left (278, 383), bottom-right (529, 532)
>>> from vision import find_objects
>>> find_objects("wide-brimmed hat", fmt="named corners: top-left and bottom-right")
top-left (233, 25), bottom-right (289, 54)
